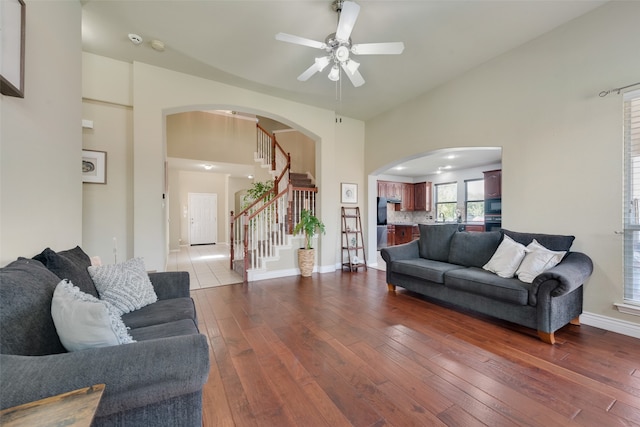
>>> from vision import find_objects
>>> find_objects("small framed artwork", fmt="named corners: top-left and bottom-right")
top-left (82, 150), bottom-right (107, 184)
top-left (0, 0), bottom-right (26, 98)
top-left (341, 182), bottom-right (358, 204)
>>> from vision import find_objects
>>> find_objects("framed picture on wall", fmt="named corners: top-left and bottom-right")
top-left (82, 150), bottom-right (107, 184)
top-left (0, 0), bottom-right (26, 98)
top-left (341, 183), bottom-right (357, 204)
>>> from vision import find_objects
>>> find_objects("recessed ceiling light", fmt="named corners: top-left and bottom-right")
top-left (203, 164), bottom-right (214, 170)
top-left (248, 175), bottom-right (254, 179)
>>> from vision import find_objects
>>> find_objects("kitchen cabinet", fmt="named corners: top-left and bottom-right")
top-left (464, 224), bottom-right (485, 232)
top-left (484, 170), bottom-right (502, 198)
top-left (394, 225), bottom-right (414, 245)
top-left (401, 183), bottom-right (414, 211)
top-left (414, 182), bottom-right (432, 211)
top-left (387, 225), bottom-right (395, 247)
top-left (377, 181), bottom-right (402, 201)
top-left (378, 180), bottom-right (432, 212)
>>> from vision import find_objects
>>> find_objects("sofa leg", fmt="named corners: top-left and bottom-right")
top-left (387, 284), bottom-right (396, 292)
top-left (569, 316), bottom-right (580, 326)
top-left (538, 331), bottom-right (556, 345)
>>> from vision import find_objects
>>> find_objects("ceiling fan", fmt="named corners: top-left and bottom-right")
top-left (275, 0), bottom-right (404, 88)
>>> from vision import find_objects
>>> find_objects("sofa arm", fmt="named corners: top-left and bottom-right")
top-left (380, 240), bottom-right (420, 263)
top-left (533, 252), bottom-right (594, 298)
top-left (149, 271), bottom-right (191, 299)
top-left (0, 334), bottom-right (210, 418)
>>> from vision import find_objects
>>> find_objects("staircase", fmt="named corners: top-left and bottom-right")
top-left (230, 125), bottom-right (318, 282)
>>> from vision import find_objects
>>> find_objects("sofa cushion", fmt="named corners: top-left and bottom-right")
top-left (88, 257), bottom-right (158, 315)
top-left (483, 235), bottom-right (529, 278)
top-left (33, 246), bottom-right (99, 298)
top-left (129, 318), bottom-right (200, 341)
top-left (121, 297), bottom-right (196, 329)
top-left (444, 267), bottom-right (530, 306)
top-left (418, 224), bottom-right (459, 262)
top-left (448, 231), bottom-right (502, 268)
top-left (0, 259), bottom-right (66, 355)
top-left (502, 229), bottom-right (575, 252)
top-left (51, 279), bottom-right (135, 352)
top-left (391, 258), bottom-right (465, 284)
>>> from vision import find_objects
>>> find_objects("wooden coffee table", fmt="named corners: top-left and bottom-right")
top-left (0, 383), bottom-right (105, 427)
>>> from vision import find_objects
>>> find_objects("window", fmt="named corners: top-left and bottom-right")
top-left (624, 89), bottom-right (640, 305)
top-left (465, 179), bottom-right (484, 222)
top-left (435, 182), bottom-right (457, 221)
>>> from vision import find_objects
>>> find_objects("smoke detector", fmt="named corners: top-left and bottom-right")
top-left (151, 40), bottom-right (165, 52)
top-left (128, 33), bottom-right (143, 45)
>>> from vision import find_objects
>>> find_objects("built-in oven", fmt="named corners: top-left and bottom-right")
top-left (485, 215), bottom-right (502, 232)
top-left (485, 198), bottom-right (502, 215)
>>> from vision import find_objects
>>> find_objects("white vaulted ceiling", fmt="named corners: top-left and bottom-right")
top-left (81, 0), bottom-right (606, 121)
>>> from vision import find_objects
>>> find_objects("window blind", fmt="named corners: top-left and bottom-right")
top-left (623, 89), bottom-right (640, 304)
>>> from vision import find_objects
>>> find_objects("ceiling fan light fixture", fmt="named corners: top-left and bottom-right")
top-left (315, 56), bottom-right (331, 72)
top-left (328, 65), bottom-right (340, 81)
top-left (345, 59), bottom-right (360, 74)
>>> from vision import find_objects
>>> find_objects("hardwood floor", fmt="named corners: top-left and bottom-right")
top-left (192, 269), bottom-right (640, 426)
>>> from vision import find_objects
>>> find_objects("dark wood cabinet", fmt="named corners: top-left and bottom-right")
top-left (465, 224), bottom-right (485, 232)
top-left (378, 180), bottom-right (432, 212)
top-left (484, 170), bottom-right (502, 199)
top-left (387, 225), bottom-right (395, 247)
top-left (401, 183), bottom-right (414, 211)
top-left (414, 182), bottom-right (432, 211)
top-left (393, 225), bottom-right (414, 245)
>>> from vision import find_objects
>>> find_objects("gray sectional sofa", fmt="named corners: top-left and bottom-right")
top-left (0, 247), bottom-right (209, 426)
top-left (381, 224), bottom-right (594, 344)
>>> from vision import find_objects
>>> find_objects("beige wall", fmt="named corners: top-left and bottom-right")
top-left (1, 1), bottom-right (82, 265)
top-left (81, 100), bottom-right (133, 263)
top-left (166, 111), bottom-right (255, 163)
top-left (366, 2), bottom-right (640, 325)
top-left (275, 130), bottom-right (316, 178)
top-left (131, 62), bottom-right (357, 272)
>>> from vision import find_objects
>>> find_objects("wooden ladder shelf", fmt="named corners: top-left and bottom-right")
top-left (341, 206), bottom-right (367, 272)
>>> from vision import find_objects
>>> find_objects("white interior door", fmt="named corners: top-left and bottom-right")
top-left (188, 193), bottom-right (217, 245)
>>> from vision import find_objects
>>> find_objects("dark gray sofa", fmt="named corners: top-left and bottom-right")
top-left (0, 247), bottom-right (210, 426)
top-left (381, 224), bottom-right (593, 344)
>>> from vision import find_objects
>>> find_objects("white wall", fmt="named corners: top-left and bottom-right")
top-left (366, 2), bottom-right (640, 325)
top-left (1, 1), bottom-right (82, 265)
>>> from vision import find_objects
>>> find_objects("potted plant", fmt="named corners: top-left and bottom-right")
top-left (293, 209), bottom-right (326, 277)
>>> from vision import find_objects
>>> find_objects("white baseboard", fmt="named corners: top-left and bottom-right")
top-left (581, 311), bottom-right (640, 339)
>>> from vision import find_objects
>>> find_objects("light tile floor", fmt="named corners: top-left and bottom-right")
top-left (166, 244), bottom-right (243, 289)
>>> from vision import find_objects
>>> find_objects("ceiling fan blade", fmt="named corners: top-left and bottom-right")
top-left (340, 62), bottom-right (365, 87)
top-left (335, 1), bottom-right (360, 42)
top-left (298, 56), bottom-right (332, 81)
top-left (275, 33), bottom-right (326, 50)
top-left (351, 42), bottom-right (405, 55)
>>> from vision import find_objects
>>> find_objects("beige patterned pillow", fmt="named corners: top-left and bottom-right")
top-left (88, 257), bottom-right (157, 315)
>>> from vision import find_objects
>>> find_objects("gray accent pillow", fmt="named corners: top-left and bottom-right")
top-left (502, 229), bottom-right (575, 252)
top-left (448, 231), bottom-right (502, 268)
top-left (418, 224), bottom-right (459, 262)
top-left (88, 257), bottom-right (158, 315)
top-left (33, 246), bottom-right (99, 298)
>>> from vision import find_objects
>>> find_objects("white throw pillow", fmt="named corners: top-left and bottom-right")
top-left (88, 257), bottom-right (157, 315)
top-left (51, 279), bottom-right (135, 352)
top-left (516, 239), bottom-right (566, 283)
top-left (483, 235), bottom-right (529, 278)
